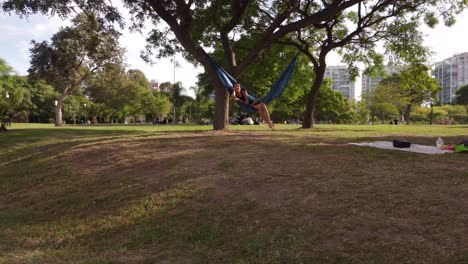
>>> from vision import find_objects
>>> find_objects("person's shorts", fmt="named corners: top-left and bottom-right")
top-left (252, 98), bottom-right (262, 105)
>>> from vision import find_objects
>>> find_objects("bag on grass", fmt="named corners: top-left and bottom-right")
top-left (393, 139), bottom-right (411, 148)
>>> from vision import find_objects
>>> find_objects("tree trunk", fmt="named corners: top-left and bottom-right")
top-left (303, 65), bottom-right (326, 128)
top-left (213, 83), bottom-right (229, 130)
top-left (55, 105), bottom-right (63, 126)
top-left (0, 119), bottom-right (7, 132)
top-left (405, 104), bottom-right (412, 125)
top-left (429, 104), bottom-right (434, 125)
top-left (54, 90), bottom-right (68, 127)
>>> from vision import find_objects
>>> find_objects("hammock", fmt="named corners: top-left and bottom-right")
top-left (207, 55), bottom-right (297, 113)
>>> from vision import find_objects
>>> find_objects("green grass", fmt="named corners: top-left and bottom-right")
top-left (0, 123), bottom-right (467, 263)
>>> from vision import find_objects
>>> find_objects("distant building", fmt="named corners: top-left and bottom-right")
top-left (324, 66), bottom-right (355, 100)
top-left (432, 52), bottom-right (468, 104)
top-left (361, 65), bottom-right (400, 95)
top-left (151, 80), bottom-right (160, 92)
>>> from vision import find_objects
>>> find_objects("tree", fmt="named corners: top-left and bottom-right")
top-left (3, 0), bottom-right (372, 130)
top-left (204, 45), bottom-right (311, 123)
top-left (364, 63), bottom-right (440, 125)
top-left (189, 85), bottom-right (213, 123)
top-left (145, 92), bottom-right (172, 123)
top-left (446, 105), bottom-right (468, 124)
top-left (278, 1), bottom-right (465, 128)
top-left (399, 65), bottom-right (436, 121)
top-left (0, 58), bottom-right (27, 131)
top-left (28, 12), bottom-right (122, 126)
top-left (26, 80), bottom-right (58, 123)
top-left (61, 95), bottom-right (87, 124)
top-left (86, 63), bottom-right (129, 121)
top-left (347, 100), bottom-right (370, 124)
top-left (128, 69), bottom-right (151, 90)
top-left (314, 78), bottom-right (348, 124)
top-left (170, 82), bottom-right (185, 123)
top-left (410, 106), bottom-right (431, 123)
top-left (370, 103), bottom-right (399, 124)
top-left (4, 0), bottom-right (466, 129)
top-left (365, 77), bottom-right (403, 124)
top-left (455, 84), bottom-right (468, 105)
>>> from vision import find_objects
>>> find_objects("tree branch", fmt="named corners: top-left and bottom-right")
top-left (220, 0), bottom-right (250, 68)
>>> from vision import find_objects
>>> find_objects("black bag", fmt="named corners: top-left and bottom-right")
top-left (459, 140), bottom-right (468, 147)
top-left (393, 139), bottom-right (411, 148)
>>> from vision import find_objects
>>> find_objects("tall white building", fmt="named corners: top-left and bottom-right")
top-left (324, 66), bottom-right (355, 100)
top-left (361, 65), bottom-right (400, 95)
top-left (432, 52), bottom-right (468, 104)
top-left (151, 80), bottom-right (160, 91)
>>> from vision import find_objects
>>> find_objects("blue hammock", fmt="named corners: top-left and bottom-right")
top-left (207, 56), bottom-right (298, 113)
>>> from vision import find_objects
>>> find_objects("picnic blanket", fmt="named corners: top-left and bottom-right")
top-left (350, 141), bottom-right (454, 155)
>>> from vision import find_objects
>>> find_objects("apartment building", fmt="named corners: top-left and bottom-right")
top-left (432, 52), bottom-right (468, 104)
top-left (324, 66), bottom-right (355, 100)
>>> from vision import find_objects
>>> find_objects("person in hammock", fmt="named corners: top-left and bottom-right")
top-left (231, 82), bottom-right (274, 129)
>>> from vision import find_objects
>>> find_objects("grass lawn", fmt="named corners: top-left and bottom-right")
top-left (1, 123), bottom-right (467, 263)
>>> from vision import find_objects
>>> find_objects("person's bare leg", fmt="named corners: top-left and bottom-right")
top-left (254, 103), bottom-right (273, 128)
top-left (253, 104), bottom-right (266, 125)
top-left (261, 104), bottom-right (274, 128)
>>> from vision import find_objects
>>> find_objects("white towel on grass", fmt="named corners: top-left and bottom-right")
top-left (350, 141), bottom-right (454, 155)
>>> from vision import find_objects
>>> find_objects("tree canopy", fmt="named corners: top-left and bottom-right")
top-left (28, 12), bottom-right (123, 126)
top-left (456, 84), bottom-right (468, 105)
top-left (0, 58), bottom-right (27, 131)
top-left (2, 0), bottom-right (468, 129)
top-left (365, 63), bottom-right (440, 124)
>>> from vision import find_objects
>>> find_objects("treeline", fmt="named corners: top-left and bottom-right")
top-left (361, 65), bottom-right (468, 125)
top-left (0, 57), bottom-right (218, 128)
top-left (313, 65), bottom-right (468, 125)
top-left (2, 11), bottom-right (468, 129)
top-left (0, 13), bottom-right (215, 130)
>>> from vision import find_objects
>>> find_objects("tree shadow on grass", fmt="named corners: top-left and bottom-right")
top-left (0, 127), bottom-right (211, 149)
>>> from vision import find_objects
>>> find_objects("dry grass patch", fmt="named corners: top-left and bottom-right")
top-left (1, 128), bottom-right (468, 263)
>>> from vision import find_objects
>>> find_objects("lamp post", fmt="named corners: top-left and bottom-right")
top-left (173, 55), bottom-right (176, 124)
top-left (1, 92), bottom-right (10, 131)
top-left (54, 100), bottom-right (58, 125)
top-left (84, 103), bottom-right (87, 124)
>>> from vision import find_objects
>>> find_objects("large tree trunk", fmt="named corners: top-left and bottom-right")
top-left (55, 105), bottom-right (63, 127)
top-left (200, 55), bottom-right (230, 130)
top-left (405, 104), bottom-right (412, 125)
top-left (213, 80), bottom-right (229, 130)
top-left (303, 65), bottom-right (326, 128)
top-left (54, 89), bottom-right (68, 127)
top-left (0, 119), bottom-right (7, 132)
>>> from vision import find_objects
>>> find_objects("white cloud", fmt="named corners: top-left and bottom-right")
top-left (0, 24), bottom-right (26, 40)
top-left (16, 40), bottom-right (29, 60)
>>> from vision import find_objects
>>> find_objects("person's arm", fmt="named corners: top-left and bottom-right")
top-left (231, 91), bottom-right (240, 102)
top-left (242, 90), bottom-right (249, 104)
top-left (231, 91), bottom-right (239, 102)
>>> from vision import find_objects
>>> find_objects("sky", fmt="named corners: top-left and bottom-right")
top-left (1, 6), bottom-right (468, 99)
